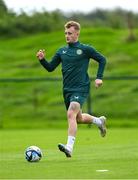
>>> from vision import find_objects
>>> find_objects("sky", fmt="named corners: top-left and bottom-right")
top-left (4, 0), bottom-right (138, 14)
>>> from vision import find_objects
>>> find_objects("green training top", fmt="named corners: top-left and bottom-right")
top-left (40, 41), bottom-right (106, 93)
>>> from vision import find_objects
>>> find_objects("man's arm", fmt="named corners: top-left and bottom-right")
top-left (36, 49), bottom-right (61, 72)
top-left (86, 46), bottom-right (106, 88)
top-left (92, 51), bottom-right (106, 79)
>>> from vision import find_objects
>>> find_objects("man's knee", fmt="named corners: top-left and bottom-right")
top-left (67, 102), bottom-right (80, 119)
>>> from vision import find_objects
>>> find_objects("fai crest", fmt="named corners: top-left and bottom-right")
top-left (76, 49), bottom-right (82, 55)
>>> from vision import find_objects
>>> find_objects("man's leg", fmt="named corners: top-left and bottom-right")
top-left (77, 112), bottom-right (106, 137)
top-left (67, 101), bottom-right (80, 136)
top-left (58, 101), bottom-right (80, 157)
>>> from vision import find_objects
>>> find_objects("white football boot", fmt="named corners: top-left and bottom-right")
top-left (98, 116), bottom-right (107, 137)
top-left (58, 143), bottom-right (72, 158)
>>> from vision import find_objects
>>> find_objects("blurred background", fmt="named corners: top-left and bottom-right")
top-left (0, 0), bottom-right (138, 129)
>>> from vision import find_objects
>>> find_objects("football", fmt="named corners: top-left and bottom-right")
top-left (25, 146), bottom-right (42, 162)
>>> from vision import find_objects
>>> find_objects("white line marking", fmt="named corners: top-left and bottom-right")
top-left (96, 169), bottom-right (109, 172)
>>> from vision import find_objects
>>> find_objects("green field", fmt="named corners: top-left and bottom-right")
top-left (0, 127), bottom-right (138, 179)
top-left (0, 28), bottom-right (138, 179)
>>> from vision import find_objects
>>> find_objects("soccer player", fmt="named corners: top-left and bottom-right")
top-left (36, 21), bottom-right (107, 158)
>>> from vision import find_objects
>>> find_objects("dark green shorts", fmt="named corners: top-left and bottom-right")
top-left (63, 92), bottom-right (88, 110)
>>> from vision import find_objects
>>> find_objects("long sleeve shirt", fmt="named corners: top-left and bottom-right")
top-left (40, 41), bottom-right (106, 93)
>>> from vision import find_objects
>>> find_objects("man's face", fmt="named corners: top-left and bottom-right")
top-left (65, 26), bottom-right (79, 43)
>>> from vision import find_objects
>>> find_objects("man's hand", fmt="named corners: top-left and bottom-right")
top-left (95, 79), bottom-right (103, 88)
top-left (36, 49), bottom-right (45, 60)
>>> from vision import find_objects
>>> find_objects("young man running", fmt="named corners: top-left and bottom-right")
top-left (36, 21), bottom-right (107, 158)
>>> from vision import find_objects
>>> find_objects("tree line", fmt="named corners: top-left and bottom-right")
top-left (0, 0), bottom-right (138, 37)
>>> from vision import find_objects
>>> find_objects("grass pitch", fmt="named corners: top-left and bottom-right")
top-left (0, 128), bottom-right (138, 179)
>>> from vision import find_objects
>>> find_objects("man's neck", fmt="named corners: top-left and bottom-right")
top-left (68, 41), bottom-right (80, 47)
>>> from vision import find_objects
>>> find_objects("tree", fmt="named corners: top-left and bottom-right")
top-left (126, 11), bottom-right (137, 42)
top-left (0, 0), bottom-right (8, 17)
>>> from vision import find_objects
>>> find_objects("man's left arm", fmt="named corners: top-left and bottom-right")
top-left (87, 46), bottom-right (106, 88)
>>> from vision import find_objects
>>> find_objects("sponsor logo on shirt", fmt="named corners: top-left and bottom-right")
top-left (76, 49), bottom-right (82, 55)
top-left (74, 96), bottom-right (79, 99)
top-left (62, 50), bottom-right (67, 54)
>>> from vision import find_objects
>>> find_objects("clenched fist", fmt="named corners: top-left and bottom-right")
top-left (95, 79), bottom-right (103, 88)
top-left (36, 49), bottom-right (45, 60)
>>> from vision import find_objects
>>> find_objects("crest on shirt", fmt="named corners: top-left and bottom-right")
top-left (76, 49), bottom-right (82, 55)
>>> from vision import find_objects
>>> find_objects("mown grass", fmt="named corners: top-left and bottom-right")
top-left (0, 128), bottom-right (138, 179)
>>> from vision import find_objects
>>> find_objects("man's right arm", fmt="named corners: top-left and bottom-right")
top-left (36, 50), bottom-right (61, 72)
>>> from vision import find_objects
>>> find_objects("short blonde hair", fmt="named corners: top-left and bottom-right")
top-left (64, 21), bottom-right (81, 31)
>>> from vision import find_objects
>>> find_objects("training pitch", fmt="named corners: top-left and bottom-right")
top-left (0, 128), bottom-right (138, 179)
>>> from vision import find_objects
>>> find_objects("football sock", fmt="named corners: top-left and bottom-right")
top-left (66, 136), bottom-right (75, 152)
top-left (92, 117), bottom-right (102, 126)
